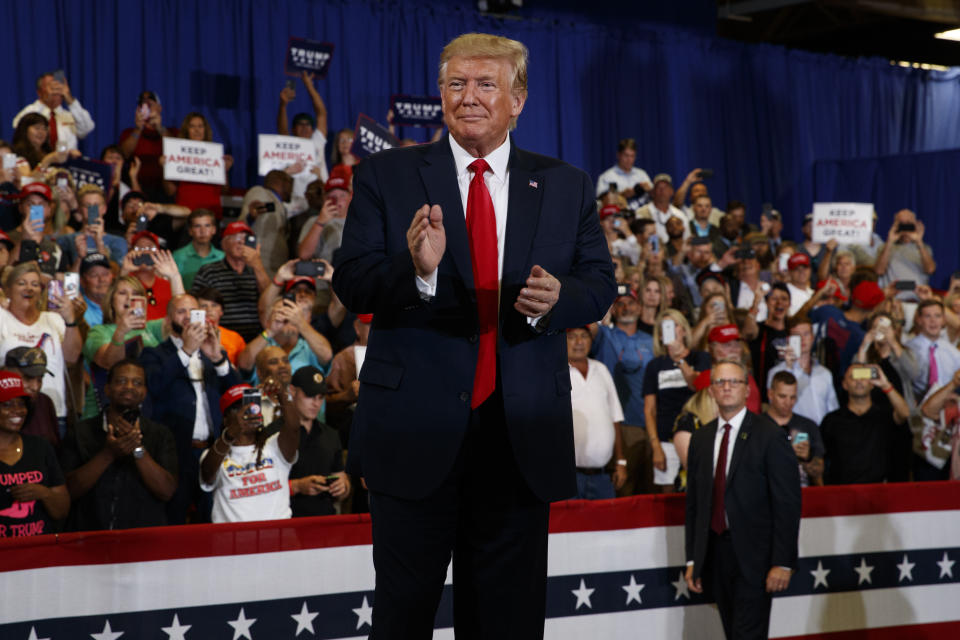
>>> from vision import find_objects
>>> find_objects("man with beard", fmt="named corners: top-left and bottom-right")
top-left (664, 215), bottom-right (687, 266)
top-left (140, 294), bottom-right (239, 523)
top-left (59, 359), bottom-right (177, 531)
top-left (711, 214), bottom-right (741, 268)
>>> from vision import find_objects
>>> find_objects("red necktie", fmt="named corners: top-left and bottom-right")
top-left (466, 158), bottom-right (498, 409)
top-left (711, 423), bottom-right (732, 534)
top-left (48, 113), bottom-right (58, 147)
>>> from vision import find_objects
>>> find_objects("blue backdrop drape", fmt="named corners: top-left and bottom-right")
top-left (2, 0), bottom-right (959, 281)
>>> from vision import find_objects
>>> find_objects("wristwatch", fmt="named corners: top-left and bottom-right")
top-left (132, 446), bottom-right (145, 459)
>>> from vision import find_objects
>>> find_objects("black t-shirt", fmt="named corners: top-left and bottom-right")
top-left (266, 419), bottom-right (344, 517)
top-left (59, 415), bottom-right (178, 531)
top-left (642, 351), bottom-right (711, 441)
top-left (820, 404), bottom-right (908, 485)
top-left (636, 320), bottom-right (654, 336)
top-left (0, 434), bottom-right (65, 538)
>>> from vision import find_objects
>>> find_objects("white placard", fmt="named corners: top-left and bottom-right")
top-left (161, 138), bottom-right (226, 185)
top-left (257, 134), bottom-right (317, 176)
top-left (812, 202), bottom-right (873, 245)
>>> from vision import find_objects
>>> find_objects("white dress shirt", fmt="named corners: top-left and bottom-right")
top-left (714, 406), bottom-right (747, 478)
top-left (417, 135), bottom-right (511, 295)
top-left (171, 336), bottom-right (231, 441)
top-left (766, 359), bottom-right (839, 425)
top-left (13, 99), bottom-right (96, 151)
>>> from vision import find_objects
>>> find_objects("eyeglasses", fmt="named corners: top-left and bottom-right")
top-left (711, 378), bottom-right (746, 388)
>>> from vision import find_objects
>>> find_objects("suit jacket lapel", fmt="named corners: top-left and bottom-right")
top-left (502, 143), bottom-right (544, 289)
top-left (726, 413), bottom-right (753, 486)
top-left (418, 136), bottom-right (474, 290)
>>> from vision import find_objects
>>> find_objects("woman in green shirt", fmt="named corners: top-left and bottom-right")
top-left (81, 276), bottom-right (164, 417)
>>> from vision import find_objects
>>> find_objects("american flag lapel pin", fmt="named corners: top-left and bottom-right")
top-left (529, 178), bottom-right (538, 189)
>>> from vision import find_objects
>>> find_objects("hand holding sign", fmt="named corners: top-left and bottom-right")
top-left (285, 37), bottom-right (335, 78)
top-left (162, 138), bottom-right (226, 185)
top-left (811, 203), bottom-right (873, 245)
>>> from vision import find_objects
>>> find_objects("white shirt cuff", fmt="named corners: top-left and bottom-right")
top-left (415, 269), bottom-right (438, 298)
top-left (215, 358), bottom-right (231, 376)
top-left (177, 348), bottom-right (192, 367)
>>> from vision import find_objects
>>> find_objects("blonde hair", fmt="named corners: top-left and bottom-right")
top-left (438, 33), bottom-right (528, 129)
top-left (639, 275), bottom-right (668, 317)
top-left (3, 262), bottom-right (44, 312)
top-left (77, 183), bottom-right (106, 203)
top-left (678, 388), bottom-right (718, 428)
top-left (652, 309), bottom-right (692, 356)
top-left (103, 275), bottom-right (145, 324)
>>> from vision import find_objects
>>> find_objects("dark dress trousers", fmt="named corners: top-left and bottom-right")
top-left (333, 135), bottom-right (616, 639)
top-left (685, 411), bottom-right (802, 640)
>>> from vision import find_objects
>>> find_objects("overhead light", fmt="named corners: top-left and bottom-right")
top-left (934, 28), bottom-right (960, 42)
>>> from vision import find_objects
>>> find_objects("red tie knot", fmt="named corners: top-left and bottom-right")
top-left (469, 158), bottom-right (490, 178)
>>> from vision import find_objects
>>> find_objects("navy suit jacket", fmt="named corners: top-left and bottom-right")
top-left (685, 411), bottom-right (802, 584)
top-left (332, 135), bottom-right (616, 502)
top-left (140, 339), bottom-right (240, 466)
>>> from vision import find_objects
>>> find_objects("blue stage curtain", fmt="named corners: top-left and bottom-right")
top-left (815, 149), bottom-right (960, 289)
top-left (2, 0), bottom-right (959, 274)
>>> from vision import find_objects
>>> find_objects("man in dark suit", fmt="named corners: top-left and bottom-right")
top-left (684, 360), bottom-right (802, 639)
top-left (140, 294), bottom-right (240, 524)
top-left (332, 33), bottom-right (615, 639)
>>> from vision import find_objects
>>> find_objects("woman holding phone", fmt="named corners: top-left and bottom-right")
top-left (119, 231), bottom-right (185, 321)
top-left (0, 263), bottom-right (83, 434)
top-left (81, 276), bottom-right (164, 418)
top-left (641, 310), bottom-right (711, 492)
top-left (200, 382), bottom-right (300, 523)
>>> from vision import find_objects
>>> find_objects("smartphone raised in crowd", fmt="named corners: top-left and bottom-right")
top-left (64, 273), bottom-right (80, 299)
top-left (47, 280), bottom-right (63, 310)
top-left (87, 203), bottom-right (100, 226)
top-left (189, 309), bottom-right (206, 325)
top-left (294, 260), bottom-right (326, 278)
top-left (244, 233), bottom-right (258, 249)
top-left (242, 388), bottom-right (263, 418)
top-left (788, 335), bottom-right (802, 359)
top-left (894, 280), bottom-right (915, 291)
top-left (661, 318), bottom-right (677, 345)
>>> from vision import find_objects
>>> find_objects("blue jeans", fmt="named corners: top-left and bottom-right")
top-left (575, 471), bottom-right (615, 500)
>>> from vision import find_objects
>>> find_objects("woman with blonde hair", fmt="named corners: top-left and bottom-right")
top-left (642, 309), bottom-right (711, 492)
top-left (81, 275), bottom-right (164, 417)
top-left (672, 376), bottom-right (718, 478)
top-left (0, 262), bottom-right (83, 433)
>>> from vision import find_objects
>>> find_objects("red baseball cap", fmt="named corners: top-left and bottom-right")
top-left (694, 369), bottom-right (712, 392)
top-left (283, 276), bottom-right (317, 292)
top-left (325, 164), bottom-right (353, 193)
top-left (356, 314), bottom-right (374, 324)
top-left (19, 182), bottom-right (52, 201)
top-left (708, 324), bottom-right (741, 344)
top-left (130, 231), bottom-right (160, 248)
top-left (787, 253), bottom-right (811, 270)
top-left (851, 281), bottom-right (884, 310)
top-left (599, 204), bottom-right (620, 219)
top-left (223, 221), bottom-right (254, 238)
top-left (220, 383), bottom-right (253, 414)
top-left (0, 230), bottom-right (13, 249)
top-left (0, 371), bottom-right (29, 403)
top-left (816, 279), bottom-right (848, 302)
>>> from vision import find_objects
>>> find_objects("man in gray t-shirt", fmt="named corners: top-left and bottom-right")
top-left (875, 208), bottom-right (936, 296)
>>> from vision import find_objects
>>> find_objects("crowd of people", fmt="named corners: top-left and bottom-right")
top-left (570, 137), bottom-right (960, 500)
top-left (0, 70), bottom-right (360, 536)
top-left (0, 69), bottom-right (957, 539)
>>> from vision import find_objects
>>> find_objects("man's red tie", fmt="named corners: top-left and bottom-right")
top-left (48, 114), bottom-right (58, 147)
top-left (711, 423), bottom-right (732, 534)
top-left (466, 158), bottom-right (498, 409)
